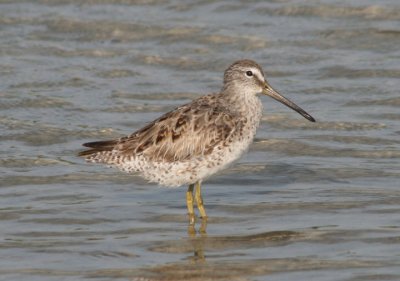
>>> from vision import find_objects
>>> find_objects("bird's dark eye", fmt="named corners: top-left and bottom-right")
top-left (246, 70), bottom-right (253, 77)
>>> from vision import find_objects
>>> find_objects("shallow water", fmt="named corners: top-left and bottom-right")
top-left (1, 0), bottom-right (400, 280)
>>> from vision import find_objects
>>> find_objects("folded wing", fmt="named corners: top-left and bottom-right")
top-left (79, 95), bottom-right (241, 163)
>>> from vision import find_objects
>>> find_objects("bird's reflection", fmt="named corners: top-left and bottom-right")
top-left (187, 218), bottom-right (208, 262)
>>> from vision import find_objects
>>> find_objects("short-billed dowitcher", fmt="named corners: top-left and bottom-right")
top-left (79, 59), bottom-right (315, 224)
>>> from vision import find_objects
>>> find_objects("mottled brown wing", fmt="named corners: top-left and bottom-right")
top-left (113, 94), bottom-right (241, 162)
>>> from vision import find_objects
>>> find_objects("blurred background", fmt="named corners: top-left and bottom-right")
top-left (0, 1), bottom-right (399, 280)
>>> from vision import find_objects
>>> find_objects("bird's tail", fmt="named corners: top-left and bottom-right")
top-left (78, 140), bottom-right (118, 163)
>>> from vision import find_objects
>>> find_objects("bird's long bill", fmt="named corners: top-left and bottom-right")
top-left (262, 83), bottom-right (316, 122)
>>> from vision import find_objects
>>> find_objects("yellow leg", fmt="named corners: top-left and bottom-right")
top-left (194, 181), bottom-right (207, 219)
top-left (199, 216), bottom-right (208, 235)
top-left (186, 184), bottom-right (195, 225)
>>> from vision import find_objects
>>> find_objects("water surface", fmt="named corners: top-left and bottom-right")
top-left (1, 1), bottom-right (399, 280)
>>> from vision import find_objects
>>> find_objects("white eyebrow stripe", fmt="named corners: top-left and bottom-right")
top-left (251, 67), bottom-right (264, 82)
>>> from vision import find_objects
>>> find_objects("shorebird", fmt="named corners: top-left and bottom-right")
top-left (79, 59), bottom-right (315, 224)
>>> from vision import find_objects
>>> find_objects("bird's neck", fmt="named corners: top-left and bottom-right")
top-left (220, 86), bottom-right (263, 125)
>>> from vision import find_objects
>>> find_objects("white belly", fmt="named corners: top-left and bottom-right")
top-left (116, 125), bottom-right (257, 187)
